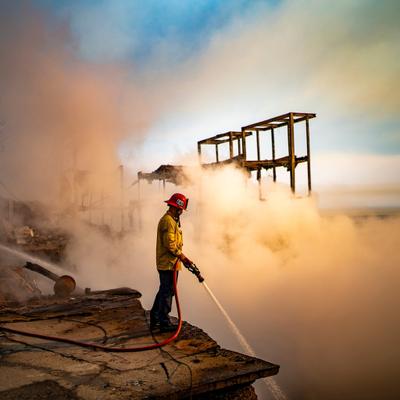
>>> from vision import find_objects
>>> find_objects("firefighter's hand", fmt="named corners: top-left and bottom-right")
top-left (179, 254), bottom-right (192, 266)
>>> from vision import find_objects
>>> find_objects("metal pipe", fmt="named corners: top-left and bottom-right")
top-left (23, 262), bottom-right (76, 297)
top-left (24, 261), bottom-right (59, 282)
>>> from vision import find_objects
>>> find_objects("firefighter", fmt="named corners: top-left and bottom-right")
top-left (150, 193), bottom-right (192, 332)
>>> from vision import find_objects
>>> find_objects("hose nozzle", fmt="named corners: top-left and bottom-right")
top-left (184, 262), bottom-right (204, 283)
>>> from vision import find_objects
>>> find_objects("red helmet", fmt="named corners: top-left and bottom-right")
top-left (165, 193), bottom-right (189, 210)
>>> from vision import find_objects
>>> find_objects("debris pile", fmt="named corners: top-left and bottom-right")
top-left (19, 229), bottom-right (68, 262)
top-left (0, 288), bottom-right (279, 399)
top-left (0, 266), bottom-right (41, 303)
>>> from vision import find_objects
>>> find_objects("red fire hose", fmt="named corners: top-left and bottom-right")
top-left (0, 267), bottom-right (182, 353)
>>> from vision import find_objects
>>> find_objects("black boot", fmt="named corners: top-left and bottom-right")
top-left (160, 321), bottom-right (178, 333)
top-left (150, 318), bottom-right (159, 331)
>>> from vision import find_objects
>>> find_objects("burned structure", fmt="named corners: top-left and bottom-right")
top-left (138, 112), bottom-right (316, 195)
top-left (199, 112), bottom-right (316, 193)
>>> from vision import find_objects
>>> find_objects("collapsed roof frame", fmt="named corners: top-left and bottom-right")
top-left (137, 112), bottom-right (316, 195)
top-left (197, 112), bottom-right (316, 194)
top-left (197, 131), bottom-right (251, 164)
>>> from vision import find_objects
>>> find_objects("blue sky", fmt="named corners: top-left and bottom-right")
top-left (43, 0), bottom-right (279, 63)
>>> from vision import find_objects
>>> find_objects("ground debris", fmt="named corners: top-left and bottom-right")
top-left (0, 290), bottom-right (278, 399)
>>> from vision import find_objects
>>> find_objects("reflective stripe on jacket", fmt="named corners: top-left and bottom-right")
top-left (156, 212), bottom-right (183, 271)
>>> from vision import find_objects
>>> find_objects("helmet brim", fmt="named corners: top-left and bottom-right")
top-left (164, 200), bottom-right (186, 210)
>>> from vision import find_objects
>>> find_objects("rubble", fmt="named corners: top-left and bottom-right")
top-left (0, 289), bottom-right (279, 399)
top-left (0, 195), bottom-right (69, 262)
top-left (0, 266), bottom-right (41, 303)
top-left (20, 229), bottom-right (68, 262)
top-left (138, 165), bottom-right (191, 186)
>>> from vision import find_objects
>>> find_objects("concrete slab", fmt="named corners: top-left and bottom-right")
top-left (0, 289), bottom-right (279, 399)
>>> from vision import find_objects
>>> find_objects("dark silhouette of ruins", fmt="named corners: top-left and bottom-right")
top-left (138, 112), bottom-right (316, 195)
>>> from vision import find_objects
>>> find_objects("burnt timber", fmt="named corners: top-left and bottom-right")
top-left (0, 290), bottom-right (279, 399)
top-left (138, 112), bottom-right (316, 194)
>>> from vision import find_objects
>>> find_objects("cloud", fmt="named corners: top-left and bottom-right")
top-left (132, 0), bottom-right (400, 159)
top-left (61, 0), bottom-right (269, 63)
top-left (313, 153), bottom-right (400, 187)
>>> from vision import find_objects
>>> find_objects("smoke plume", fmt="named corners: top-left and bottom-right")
top-left (61, 165), bottom-right (400, 399)
top-left (0, 2), bottom-right (152, 204)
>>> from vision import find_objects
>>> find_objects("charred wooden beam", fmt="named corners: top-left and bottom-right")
top-left (242, 156), bottom-right (308, 171)
top-left (288, 113), bottom-right (296, 192)
top-left (198, 132), bottom-right (252, 145)
top-left (242, 112), bottom-right (316, 131)
top-left (271, 127), bottom-right (276, 182)
top-left (138, 165), bottom-right (189, 185)
top-left (229, 132), bottom-right (234, 158)
top-left (306, 117), bottom-right (312, 194)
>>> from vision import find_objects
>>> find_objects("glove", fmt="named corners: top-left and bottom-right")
top-left (179, 254), bottom-right (192, 266)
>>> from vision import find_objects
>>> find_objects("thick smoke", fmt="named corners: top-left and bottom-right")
top-left (64, 165), bottom-right (400, 399)
top-left (0, 2), bottom-right (151, 204)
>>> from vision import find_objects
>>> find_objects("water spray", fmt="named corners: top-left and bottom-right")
top-left (202, 281), bottom-right (287, 400)
top-left (0, 243), bottom-right (69, 276)
top-left (162, 261), bottom-right (286, 399)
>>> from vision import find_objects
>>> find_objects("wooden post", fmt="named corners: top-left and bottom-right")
top-left (256, 129), bottom-right (261, 182)
top-left (256, 129), bottom-right (261, 160)
top-left (229, 132), bottom-right (234, 159)
top-left (237, 138), bottom-right (241, 155)
top-left (288, 113), bottom-right (295, 193)
top-left (241, 129), bottom-right (247, 160)
top-left (306, 117), bottom-right (312, 194)
top-left (215, 144), bottom-right (219, 163)
top-left (197, 142), bottom-right (202, 164)
top-left (271, 127), bottom-right (276, 182)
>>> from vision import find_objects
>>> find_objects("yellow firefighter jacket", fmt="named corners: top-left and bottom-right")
top-left (156, 212), bottom-right (183, 271)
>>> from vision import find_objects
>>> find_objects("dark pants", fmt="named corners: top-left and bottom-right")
top-left (150, 270), bottom-right (178, 325)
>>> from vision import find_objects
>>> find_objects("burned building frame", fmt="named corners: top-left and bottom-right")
top-left (139, 112), bottom-right (316, 195)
